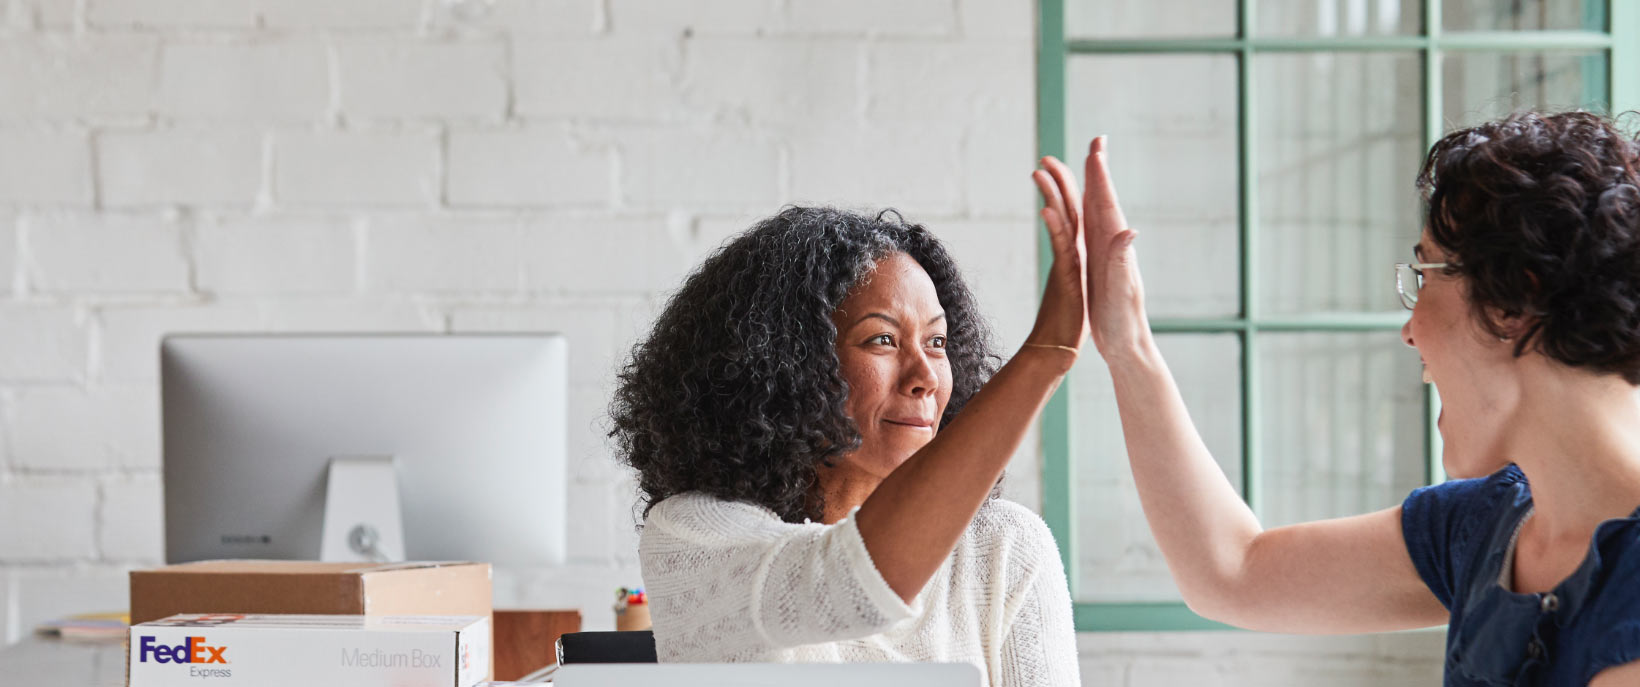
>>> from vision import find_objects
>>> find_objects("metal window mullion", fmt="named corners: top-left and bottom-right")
top-left (1237, 0), bottom-right (1262, 516)
top-left (1034, 0), bottom-right (1078, 594)
top-left (1423, 0), bottom-right (1447, 486)
top-left (1066, 32), bottom-right (1610, 56)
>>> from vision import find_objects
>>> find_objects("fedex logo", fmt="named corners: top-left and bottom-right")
top-left (137, 636), bottom-right (229, 664)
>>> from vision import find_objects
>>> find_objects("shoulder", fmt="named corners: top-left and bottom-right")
top-left (643, 492), bottom-right (804, 546)
top-left (1404, 464), bottom-right (1528, 526)
top-left (963, 498), bottom-right (1062, 567)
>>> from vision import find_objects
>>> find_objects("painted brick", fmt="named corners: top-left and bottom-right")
top-left (9, 0), bottom-right (78, 29)
top-left (681, 37), bottom-right (860, 126)
top-left (10, 567), bottom-right (131, 639)
top-left (275, 131), bottom-right (439, 207)
top-left (363, 216), bottom-right (522, 292)
top-left (518, 216), bottom-right (701, 294)
top-left (513, 38), bottom-right (684, 120)
top-left (0, 305), bottom-right (86, 382)
top-left (0, 129), bottom-right (93, 205)
top-left (88, 0), bottom-right (259, 28)
top-left (9, 386), bottom-right (159, 471)
top-left (195, 216), bottom-right (357, 295)
top-left (0, 479), bottom-right (97, 561)
top-left (0, 35), bottom-right (156, 120)
top-left (257, 299), bottom-right (445, 332)
top-left (99, 475), bottom-right (163, 563)
top-left (965, 99), bottom-right (1036, 218)
top-left (157, 42), bottom-right (330, 120)
top-left (95, 304), bottom-right (264, 383)
top-left (615, 128), bottom-right (780, 209)
top-left (337, 41), bottom-right (507, 120)
top-left (427, 0), bottom-right (599, 35)
top-left (784, 0), bottom-right (956, 36)
top-left (257, 0), bottom-right (423, 30)
top-left (449, 305), bottom-right (620, 388)
top-left (868, 42), bottom-right (1027, 122)
top-left (0, 213), bottom-right (15, 295)
top-left (788, 124), bottom-right (964, 217)
top-left (23, 214), bottom-right (190, 293)
top-left (98, 129), bottom-right (263, 207)
top-left (958, 0), bottom-right (1034, 38)
top-left (563, 468), bottom-right (615, 562)
top-left (447, 126), bottom-right (611, 207)
top-left (607, 0), bottom-right (780, 34)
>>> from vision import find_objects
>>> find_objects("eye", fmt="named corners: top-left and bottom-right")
top-left (867, 334), bottom-right (894, 346)
top-left (928, 335), bottom-right (947, 348)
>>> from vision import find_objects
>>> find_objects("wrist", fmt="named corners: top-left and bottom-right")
top-left (1101, 338), bottom-right (1163, 375)
top-left (1014, 342), bottom-right (1079, 376)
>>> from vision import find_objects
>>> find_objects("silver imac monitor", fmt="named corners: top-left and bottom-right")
top-left (160, 334), bottom-right (567, 566)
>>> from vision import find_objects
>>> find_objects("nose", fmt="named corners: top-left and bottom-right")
top-left (899, 345), bottom-right (940, 398)
top-left (1401, 315), bottom-right (1416, 349)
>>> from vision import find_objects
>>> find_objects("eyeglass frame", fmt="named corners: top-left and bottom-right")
top-left (1394, 262), bottom-right (1450, 310)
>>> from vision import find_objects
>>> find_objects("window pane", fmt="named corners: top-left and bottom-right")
top-left (1443, 0), bottom-right (1603, 32)
top-left (1066, 0), bottom-right (1237, 39)
top-left (1256, 0), bottom-right (1423, 36)
top-left (1073, 334), bottom-right (1242, 602)
top-left (1443, 51), bottom-right (1608, 128)
top-left (1256, 332), bottom-right (1425, 528)
top-left (1066, 55), bottom-right (1240, 318)
top-left (1255, 52), bottom-right (1424, 316)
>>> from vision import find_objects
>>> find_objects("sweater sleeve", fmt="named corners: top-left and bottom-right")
top-left (639, 493), bottom-right (917, 660)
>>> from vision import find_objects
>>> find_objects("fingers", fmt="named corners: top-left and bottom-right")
top-left (1041, 156), bottom-right (1083, 234)
top-left (1083, 136), bottom-right (1128, 235)
top-left (1033, 168), bottom-right (1072, 255)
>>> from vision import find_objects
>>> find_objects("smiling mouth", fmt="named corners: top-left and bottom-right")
top-left (883, 419), bottom-right (934, 429)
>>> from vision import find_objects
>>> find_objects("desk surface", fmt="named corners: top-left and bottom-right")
top-left (0, 637), bottom-right (127, 686)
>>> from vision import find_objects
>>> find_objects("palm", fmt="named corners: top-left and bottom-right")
top-left (1030, 157), bottom-right (1091, 352)
top-left (1068, 138), bottom-right (1148, 358)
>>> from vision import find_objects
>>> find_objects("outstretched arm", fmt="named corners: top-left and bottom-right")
top-left (1076, 137), bottom-right (1446, 632)
top-left (856, 157), bottom-right (1091, 604)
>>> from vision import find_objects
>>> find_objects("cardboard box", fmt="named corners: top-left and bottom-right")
top-left (128, 613), bottom-right (490, 687)
top-left (129, 561), bottom-right (491, 626)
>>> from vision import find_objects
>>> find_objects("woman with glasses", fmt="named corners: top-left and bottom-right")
top-left (1053, 112), bottom-right (1640, 685)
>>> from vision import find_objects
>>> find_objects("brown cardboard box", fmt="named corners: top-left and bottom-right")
top-left (129, 560), bottom-right (492, 625)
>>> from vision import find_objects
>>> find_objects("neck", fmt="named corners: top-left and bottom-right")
top-left (1500, 358), bottom-right (1640, 543)
top-left (815, 463), bottom-right (883, 525)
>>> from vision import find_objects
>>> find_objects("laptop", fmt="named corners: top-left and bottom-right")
top-left (552, 662), bottom-right (984, 686)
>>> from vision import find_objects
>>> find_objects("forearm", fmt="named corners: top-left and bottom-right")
top-left (856, 347), bottom-right (1071, 602)
top-left (1105, 342), bottom-right (1262, 617)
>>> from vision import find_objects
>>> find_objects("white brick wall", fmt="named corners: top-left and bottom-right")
top-left (0, 1), bottom-right (1446, 683)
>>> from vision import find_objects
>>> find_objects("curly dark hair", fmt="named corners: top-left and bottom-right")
top-left (609, 206), bottom-right (1002, 523)
top-left (1417, 110), bottom-right (1640, 384)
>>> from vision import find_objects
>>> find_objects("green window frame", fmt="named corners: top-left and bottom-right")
top-left (1037, 0), bottom-right (1640, 632)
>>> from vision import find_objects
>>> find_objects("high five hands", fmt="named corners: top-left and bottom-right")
top-left (1033, 137), bottom-right (1152, 367)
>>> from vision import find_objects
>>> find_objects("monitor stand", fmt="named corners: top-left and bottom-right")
top-left (320, 455), bottom-right (405, 562)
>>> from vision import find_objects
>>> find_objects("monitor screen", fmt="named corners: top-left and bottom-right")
top-left (160, 334), bottom-right (566, 566)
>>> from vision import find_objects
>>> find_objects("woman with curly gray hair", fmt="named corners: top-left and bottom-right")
top-left (609, 160), bottom-right (1093, 684)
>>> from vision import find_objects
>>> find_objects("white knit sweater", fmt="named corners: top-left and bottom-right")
top-left (638, 493), bottom-right (1081, 687)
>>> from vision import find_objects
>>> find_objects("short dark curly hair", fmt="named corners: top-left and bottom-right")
top-left (1417, 110), bottom-right (1640, 384)
top-left (609, 206), bottom-right (1001, 523)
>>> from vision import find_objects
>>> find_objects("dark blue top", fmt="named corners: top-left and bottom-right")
top-left (1402, 464), bottom-right (1640, 686)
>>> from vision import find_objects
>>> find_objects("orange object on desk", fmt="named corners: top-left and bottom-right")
top-left (492, 609), bottom-right (582, 681)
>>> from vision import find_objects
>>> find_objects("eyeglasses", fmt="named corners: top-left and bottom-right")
top-left (1394, 262), bottom-right (1449, 310)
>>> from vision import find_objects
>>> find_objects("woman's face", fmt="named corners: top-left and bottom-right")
top-left (1400, 233), bottom-right (1522, 478)
top-left (831, 251), bottom-right (954, 480)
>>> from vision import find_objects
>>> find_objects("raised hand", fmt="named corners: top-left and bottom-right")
top-left (1028, 155), bottom-right (1092, 362)
top-left (1079, 137), bottom-right (1151, 361)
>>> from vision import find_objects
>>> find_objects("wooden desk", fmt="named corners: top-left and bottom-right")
top-left (494, 608), bottom-right (583, 680)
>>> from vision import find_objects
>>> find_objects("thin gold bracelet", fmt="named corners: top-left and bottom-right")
top-left (1021, 343), bottom-right (1080, 357)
